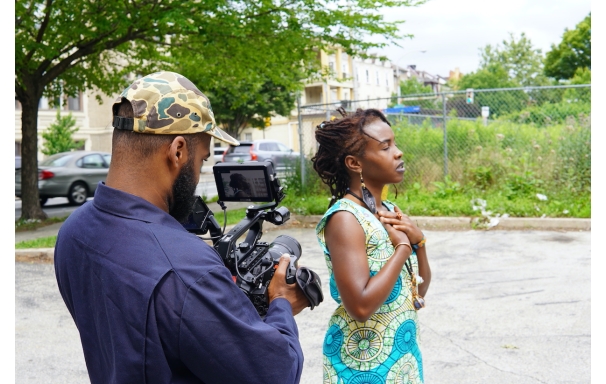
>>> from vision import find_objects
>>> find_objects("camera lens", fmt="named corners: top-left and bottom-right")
top-left (268, 235), bottom-right (302, 259)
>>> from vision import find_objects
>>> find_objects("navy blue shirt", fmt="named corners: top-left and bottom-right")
top-left (54, 182), bottom-right (304, 383)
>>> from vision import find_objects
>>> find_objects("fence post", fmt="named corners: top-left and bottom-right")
top-left (296, 95), bottom-right (305, 192)
top-left (442, 92), bottom-right (448, 177)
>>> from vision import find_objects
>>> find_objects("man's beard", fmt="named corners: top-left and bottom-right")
top-left (169, 158), bottom-right (198, 223)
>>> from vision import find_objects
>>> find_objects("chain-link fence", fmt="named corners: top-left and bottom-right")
top-left (294, 84), bottom-right (591, 194)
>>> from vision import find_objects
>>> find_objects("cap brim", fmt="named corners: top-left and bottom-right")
top-left (206, 126), bottom-right (240, 146)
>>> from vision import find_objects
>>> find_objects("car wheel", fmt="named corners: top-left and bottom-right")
top-left (40, 197), bottom-right (48, 207)
top-left (67, 182), bottom-right (88, 206)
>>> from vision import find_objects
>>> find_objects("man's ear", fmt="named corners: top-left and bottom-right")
top-left (344, 155), bottom-right (362, 174)
top-left (167, 136), bottom-right (188, 170)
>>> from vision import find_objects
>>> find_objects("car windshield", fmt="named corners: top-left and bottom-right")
top-left (231, 145), bottom-right (251, 154)
top-left (39, 153), bottom-right (74, 167)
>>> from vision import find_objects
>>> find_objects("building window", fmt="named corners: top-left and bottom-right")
top-left (328, 62), bottom-right (335, 76)
top-left (39, 97), bottom-right (50, 110)
top-left (245, 133), bottom-right (252, 141)
top-left (366, 70), bottom-right (369, 84)
top-left (15, 141), bottom-right (21, 156)
top-left (67, 94), bottom-right (81, 111)
top-left (35, 93), bottom-right (82, 111)
top-left (376, 71), bottom-right (380, 85)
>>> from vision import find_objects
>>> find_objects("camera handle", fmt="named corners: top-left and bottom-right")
top-left (215, 206), bottom-right (268, 283)
top-left (215, 201), bottom-right (296, 284)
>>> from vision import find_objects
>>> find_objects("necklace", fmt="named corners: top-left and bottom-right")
top-left (346, 189), bottom-right (366, 205)
top-left (346, 188), bottom-right (385, 214)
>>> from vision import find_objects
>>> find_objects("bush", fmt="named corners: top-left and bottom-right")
top-left (41, 110), bottom-right (82, 155)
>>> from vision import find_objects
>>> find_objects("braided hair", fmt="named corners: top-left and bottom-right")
top-left (311, 107), bottom-right (391, 208)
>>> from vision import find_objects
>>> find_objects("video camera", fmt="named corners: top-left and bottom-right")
top-left (183, 160), bottom-right (323, 317)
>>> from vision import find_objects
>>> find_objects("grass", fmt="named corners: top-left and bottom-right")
top-left (211, 208), bottom-right (249, 227)
top-left (15, 236), bottom-right (57, 249)
top-left (279, 187), bottom-right (590, 219)
top-left (15, 216), bottom-right (69, 232)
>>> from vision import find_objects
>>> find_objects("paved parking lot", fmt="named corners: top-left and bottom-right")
top-left (16, 226), bottom-right (590, 383)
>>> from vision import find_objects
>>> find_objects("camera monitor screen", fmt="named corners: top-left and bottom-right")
top-left (213, 163), bottom-right (274, 202)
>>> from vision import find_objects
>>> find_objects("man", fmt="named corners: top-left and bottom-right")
top-left (54, 71), bottom-right (309, 383)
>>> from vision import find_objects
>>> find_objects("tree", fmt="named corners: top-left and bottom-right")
top-left (544, 14), bottom-right (591, 80)
top-left (479, 32), bottom-right (548, 87)
top-left (41, 110), bottom-right (81, 156)
top-left (398, 78), bottom-right (433, 95)
top-left (388, 78), bottom-right (434, 108)
top-left (16, 0), bottom-right (425, 220)
top-left (205, 81), bottom-right (297, 139)
top-left (456, 62), bottom-right (518, 90)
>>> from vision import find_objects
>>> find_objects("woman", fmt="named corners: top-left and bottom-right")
top-left (229, 173), bottom-right (252, 198)
top-left (312, 108), bottom-right (431, 384)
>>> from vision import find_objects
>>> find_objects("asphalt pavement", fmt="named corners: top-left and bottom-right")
top-left (15, 225), bottom-right (591, 383)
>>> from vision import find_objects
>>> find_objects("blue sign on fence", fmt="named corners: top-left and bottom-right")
top-left (383, 105), bottom-right (421, 114)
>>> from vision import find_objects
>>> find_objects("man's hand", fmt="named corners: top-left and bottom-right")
top-left (268, 255), bottom-right (310, 316)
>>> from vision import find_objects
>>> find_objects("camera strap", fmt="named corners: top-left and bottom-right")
top-left (405, 259), bottom-right (425, 311)
top-left (295, 267), bottom-right (324, 310)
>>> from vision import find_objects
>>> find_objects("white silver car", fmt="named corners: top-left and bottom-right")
top-left (15, 150), bottom-right (111, 206)
top-left (221, 140), bottom-right (300, 171)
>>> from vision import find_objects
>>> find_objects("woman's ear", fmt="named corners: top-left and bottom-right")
top-left (344, 155), bottom-right (362, 174)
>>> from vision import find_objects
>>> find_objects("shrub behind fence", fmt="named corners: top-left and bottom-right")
top-left (294, 84), bottom-right (590, 197)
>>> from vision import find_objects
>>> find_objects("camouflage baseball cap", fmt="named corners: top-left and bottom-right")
top-left (112, 71), bottom-right (239, 146)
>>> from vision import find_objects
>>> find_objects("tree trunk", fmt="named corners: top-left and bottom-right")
top-left (19, 93), bottom-right (47, 221)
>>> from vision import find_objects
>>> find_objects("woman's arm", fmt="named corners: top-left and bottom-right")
top-left (325, 211), bottom-right (411, 322)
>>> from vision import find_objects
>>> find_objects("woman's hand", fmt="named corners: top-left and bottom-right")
top-left (378, 205), bottom-right (424, 245)
top-left (380, 217), bottom-right (411, 247)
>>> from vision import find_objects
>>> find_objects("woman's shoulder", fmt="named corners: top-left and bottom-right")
top-left (316, 199), bottom-right (363, 233)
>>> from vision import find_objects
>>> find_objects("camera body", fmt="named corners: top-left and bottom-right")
top-left (183, 161), bottom-right (300, 317)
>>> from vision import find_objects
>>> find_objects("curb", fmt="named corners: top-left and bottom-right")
top-left (15, 216), bottom-right (590, 264)
top-left (15, 248), bottom-right (55, 264)
top-left (291, 215), bottom-right (591, 231)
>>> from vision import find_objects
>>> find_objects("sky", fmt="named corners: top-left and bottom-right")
top-left (366, 0), bottom-right (592, 78)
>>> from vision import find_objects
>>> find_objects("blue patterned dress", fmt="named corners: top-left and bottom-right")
top-left (316, 198), bottom-right (423, 384)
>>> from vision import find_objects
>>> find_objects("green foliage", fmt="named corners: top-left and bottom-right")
top-left (388, 79), bottom-right (436, 109)
top-left (15, 236), bottom-right (57, 249)
top-left (16, 0), bottom-right (425, 220)
top-left (432, 176), bottom-right (461, 198)
top-left (41, 110), bottom-right (81, 156)
top-left (453, 33), bottom-right (548, 91)
top-left (201, 80), bottom-right (297, 140)
top-left (282, 157), bottom-right (327, 197)
top-left (504, 101), bottom-right (590, 125)
top-left (570, 67), bottom-right (591, 85)
top-left (15, 216), bottom-right (68, 232)
top-left (457, 63), bottom-right (519, 90)
top-left (544, 14), bottom-right (591, 80)
top-left (398, 79), bottom-right (433, 96)
top-left (388, 116), bottom-right (590, 209)
top-left (167, 0), bottom-right (427, 139)
top-left (479, 32), bottom-right (549, 86)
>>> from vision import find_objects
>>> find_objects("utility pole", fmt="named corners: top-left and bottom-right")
top-left (296, 95), bottom-right (305, 191)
